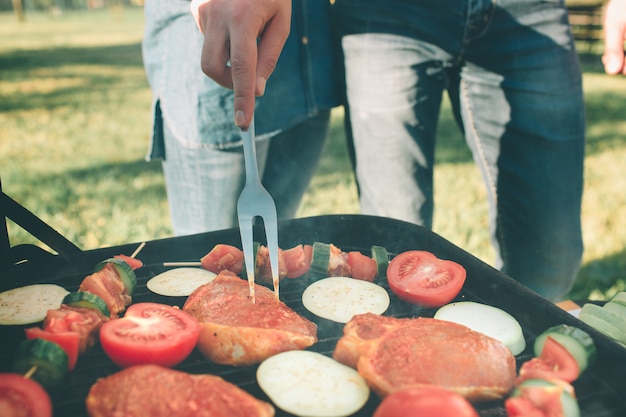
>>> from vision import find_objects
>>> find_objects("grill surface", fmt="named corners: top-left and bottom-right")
top-left (2, 214), bottom-right (625, 416)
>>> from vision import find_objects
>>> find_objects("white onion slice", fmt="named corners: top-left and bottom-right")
top-left (0, 284), bottom-right (69, 325)
top-left (302, 276), bottom-right (390, 323)
top-left (434, 301), bottom-right (526, 355)
top-left (257, 350), bottom-right (370, 417)
top-left (147, 268), bottom-right (216, 297)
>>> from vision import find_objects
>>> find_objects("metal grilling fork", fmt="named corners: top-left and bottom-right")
top-left (237, 115), bottom-right (280, 303)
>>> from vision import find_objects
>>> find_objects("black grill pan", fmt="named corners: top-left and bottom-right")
top-left (1, 214), bottom-right (625, 416)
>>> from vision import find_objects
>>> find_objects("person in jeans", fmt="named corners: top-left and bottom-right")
top-left (190, 0), bottom-right (585, 301)
top-left (142, 0), bottom-right (340, 235)
top-left (330, 0), bottom-right (585, 301)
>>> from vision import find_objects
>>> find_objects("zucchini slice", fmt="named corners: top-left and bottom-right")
top-left (578, 303), bottom-right (626, 344)
top-left (309, 242), bottom-right (331, 280)
top-left (62, 291), bottom-right (110, 317)
top-left (370, 245), bottom-right (389, 279)
top-left (13, 338), bottom-right (68, 388)
top-left (94, 258), bottom-right (137, 296)
top-left (533, 324), bottom-right (596, 373)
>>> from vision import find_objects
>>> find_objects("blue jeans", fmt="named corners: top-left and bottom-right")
top-left (333, 0), bottom-right (585, 300)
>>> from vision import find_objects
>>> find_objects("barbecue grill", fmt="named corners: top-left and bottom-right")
top-left (2, 187), bottom-right (625, 417)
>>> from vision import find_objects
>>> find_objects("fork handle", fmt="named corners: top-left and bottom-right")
top-left (241, 115), bottom-right (261, 185)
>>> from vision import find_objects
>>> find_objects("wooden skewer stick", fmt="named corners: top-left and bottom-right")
top-left (130, 242), bottom-right (146, 258)
top-left (163, 261), bottom-right (203, 267)
top-left (24, 365), bottom-right (37, 379)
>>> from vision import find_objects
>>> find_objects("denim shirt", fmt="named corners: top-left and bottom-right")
top-left (142, 0), bottom-right (341, 157)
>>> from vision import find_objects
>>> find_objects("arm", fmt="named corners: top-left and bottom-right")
top-left (190, 0), bottom-right (292, 129)
top-left (602, 0), bottom-right (626, 75)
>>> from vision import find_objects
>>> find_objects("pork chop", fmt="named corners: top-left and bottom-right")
top-left (86, 364), bottom-right (274, 417)
top-left (333, 313), bottom-right (516, 402)
top-left (183, 271), bottom-right (317, 366)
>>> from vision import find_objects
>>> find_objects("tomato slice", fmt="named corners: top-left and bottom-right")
top-left (0, 373), bottom-right (52, 417)
top-left (99, 302), bottom-right (200, 368)
top-left (25, 327), bottom-right (80, 371)
top-left (518, 336), bottom-right (580, 383)
top-left (346, 251), bottom-right (377, 282)
top-left (373, 386), bottom-right (479, 417)
top-left (386, 250), bottom-right (466, 307)
top-left (283, 244), bottom-right (312, 278)
top-left (200, 244), bottom-right (244, 275)
top-left (114, 254), bottom-right (143, 270)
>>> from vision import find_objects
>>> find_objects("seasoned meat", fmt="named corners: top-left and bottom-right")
top-left (183, 271), bottom-right (317, 366)
top-left (79, 264), bottom-right (130, 318)
top-left (86, 364), bottom-right (274, 417)
top-left (43, 304), bottom-right (108, 353)
top-left (333, 313), bottom-right (516, 402)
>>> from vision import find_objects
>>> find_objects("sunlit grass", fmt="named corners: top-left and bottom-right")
top-left (2, 7), bottom-right (625, 300)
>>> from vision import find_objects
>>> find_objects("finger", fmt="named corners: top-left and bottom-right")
top-left (255, 11), bottom-right (291, 96)
top-left (229, 27), bottom-right (259, 129)
top-left (602, 12), bottom-right (626, 74)
top-left (200, 31), bottom-right (234, 90)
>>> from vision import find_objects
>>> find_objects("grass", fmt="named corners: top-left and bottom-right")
top-left (2, 7), bottom-right (625, 300)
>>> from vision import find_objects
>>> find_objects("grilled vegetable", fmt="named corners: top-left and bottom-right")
top-left (13, 338), bottom-right (68, 387)
top-left (434, 301), bottom-right (526, 355)
top-left (534, 325), bottom-right (596, 374)
top-left (0, 284), bottom-right (69, 325)
top-left (62, 291), bottom-right (110, 317)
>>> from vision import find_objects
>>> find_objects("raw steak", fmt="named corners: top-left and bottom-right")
top-left (333, 313), bottom-right (516, 402)
top-left (86, 364), bottom-right (274, 417)
top-left (183, 271), bottom-right (317, 366)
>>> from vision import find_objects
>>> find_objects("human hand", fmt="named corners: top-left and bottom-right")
top-left (190, 0), bottom-right (292, 129)
top-left (602, 0), bottom-right (626, 75)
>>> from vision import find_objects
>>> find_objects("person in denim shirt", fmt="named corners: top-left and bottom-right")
top-left (142, 0), bottom-right (340, 235)
top-left (196, 0), bottom-right (586, 302)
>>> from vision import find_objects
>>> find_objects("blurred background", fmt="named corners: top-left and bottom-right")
top-left (1, 0), bottom-right (624, 301)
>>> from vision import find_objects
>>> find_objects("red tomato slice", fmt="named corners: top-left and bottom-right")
top-left (373, 386), bottom-right (479, 417)
top-left (0, 373), bottom-right (52, 417)
top-left (346, 251), bottom-right (377, 282)
top-left (114, 254), bottom-right (143, 270)
top-left (518, 337), bottom-right (580, 383)
top-left (200, 244), bottom-right (244, 275)
top-left (386, 250), bottom-right (466, 307)
top-left (283, 244), bottom-right (312, 278)
top-left (25, 327), bottom-right (80, 371)
top-left (99, 302), bottom-right (200, 368)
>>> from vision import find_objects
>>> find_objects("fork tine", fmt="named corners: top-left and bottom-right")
top-left (238, 213), bottom-right (255, 302)
top-left (263, 209), bottom-right (280, 300)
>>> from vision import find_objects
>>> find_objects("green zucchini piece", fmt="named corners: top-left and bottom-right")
top-left (62, 291), bottom-right (110, 317)
top-left (533, 324), bottom-right (596, 373)
top-left (579, 303), bottom-right (626, 344)
top-left (609, 291), bottom-right (626, 307)
top-left (309, 242), bottom-right (331, 280)
top-left (94, 258), bottom-right (137, 296)
top-left (604, 300), bottom-right (626, 319)
top-left (13, 338), bottom-right (68, 387)
top-left (370, 246), bottom-right (389, 279)
top-left (241, 241), bottom-right (261, 279)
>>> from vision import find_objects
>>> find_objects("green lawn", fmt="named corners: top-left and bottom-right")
top-left (1, 7), bottom-right (625, 300)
